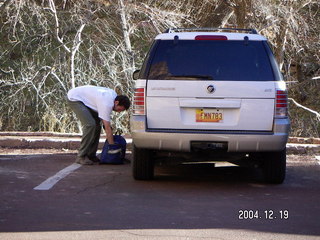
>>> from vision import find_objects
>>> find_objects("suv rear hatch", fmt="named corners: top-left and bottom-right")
top-left (144, 35), bottom-right (281, 132)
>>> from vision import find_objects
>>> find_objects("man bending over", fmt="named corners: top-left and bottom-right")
top-left (67, 85), bottom-right (130, 165)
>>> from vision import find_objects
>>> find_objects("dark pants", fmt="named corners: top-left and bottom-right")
top-left (67, 100), bottom-right (101, 158)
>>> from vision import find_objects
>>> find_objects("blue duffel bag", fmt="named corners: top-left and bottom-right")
top-left (100, 135), bottom-right (126, 164)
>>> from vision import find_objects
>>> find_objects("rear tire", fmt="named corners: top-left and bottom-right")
top-left (132, 144), bottom-right (154, 180)
top-left (262, 149), bottom-right (286, 184)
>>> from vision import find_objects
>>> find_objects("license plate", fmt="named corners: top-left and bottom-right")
top-left (196, 109), bottom-right (223, 122)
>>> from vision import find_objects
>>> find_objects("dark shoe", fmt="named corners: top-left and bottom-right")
top-left (123, 158), bottom-right (131, 164)
top-left (88, 156), bottom-right (100, 163)
top-left (75, 156), bottom-right (94, 165)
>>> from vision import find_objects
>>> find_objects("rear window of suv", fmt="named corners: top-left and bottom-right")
top-left (146, 40), bottom-right (276, 81)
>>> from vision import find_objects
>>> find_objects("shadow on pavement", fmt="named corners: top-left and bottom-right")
top-left (0, 151), bottom-right (319, 237)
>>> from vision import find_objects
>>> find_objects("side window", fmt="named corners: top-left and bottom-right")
top-left (139, 41), bottom-right (159, 80)
top-left (263, 42), bottom-right (282, 81)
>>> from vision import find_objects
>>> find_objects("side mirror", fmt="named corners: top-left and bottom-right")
top-left (133, 70), bottom-right (140, 80)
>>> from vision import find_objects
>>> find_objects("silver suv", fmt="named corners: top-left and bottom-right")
top-left (131, 28), bottom-right (290, 183)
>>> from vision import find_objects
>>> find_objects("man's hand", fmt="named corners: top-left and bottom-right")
top-left (102, 120), bottom-right (114, 144)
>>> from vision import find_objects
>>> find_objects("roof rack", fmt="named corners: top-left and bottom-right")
top-left (164, 28), bottom-right (258, 34)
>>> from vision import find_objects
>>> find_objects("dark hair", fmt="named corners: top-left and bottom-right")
top-left (115, 95), bottom-right (131, 110)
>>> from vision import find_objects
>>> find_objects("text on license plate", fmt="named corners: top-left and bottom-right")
top-left (196, 109), bottom-right (223, 122)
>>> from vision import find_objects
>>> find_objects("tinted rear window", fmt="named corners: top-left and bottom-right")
top-left (147, 40), bottom-right (275, 81)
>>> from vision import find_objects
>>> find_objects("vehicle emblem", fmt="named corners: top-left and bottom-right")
top-left (207, 85), bottom-right (215, 93)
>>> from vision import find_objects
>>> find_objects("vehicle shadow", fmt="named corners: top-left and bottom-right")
top-left (154, 162), bottom-right (263, 183)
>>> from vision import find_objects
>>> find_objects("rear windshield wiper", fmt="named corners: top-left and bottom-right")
top-left (169, 75), bottom-right (213, 80)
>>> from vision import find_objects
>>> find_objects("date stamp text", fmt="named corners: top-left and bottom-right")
top-left (238, 210), bottom-right (289, 220)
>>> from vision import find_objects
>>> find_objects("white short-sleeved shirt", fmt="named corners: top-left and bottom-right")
top-left (67, 85), bottom-right (117, 121)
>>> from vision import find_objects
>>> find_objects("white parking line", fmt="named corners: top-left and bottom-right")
top-left (316, 156), bottom-right (320, 165)
top-left (34, 163), bottom-right (82, 190)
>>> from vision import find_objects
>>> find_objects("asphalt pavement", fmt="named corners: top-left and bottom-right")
top-left (0, 133), bottom-right (320, 240)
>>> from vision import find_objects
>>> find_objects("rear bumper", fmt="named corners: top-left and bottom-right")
top-left (130, 116), bottom-right (290, 152)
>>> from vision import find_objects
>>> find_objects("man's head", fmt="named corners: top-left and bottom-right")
top-left (113, 95), bottom-right (131, 112)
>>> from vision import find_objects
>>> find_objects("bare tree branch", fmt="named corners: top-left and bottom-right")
top-left (289, 98), bottom-right (320, 121)
top-left (0, 0), bottom-right (11, 13)
top-left (70, 24), bottom-right (85, 89)
top-left (48, 0), bottom-right (71, 53)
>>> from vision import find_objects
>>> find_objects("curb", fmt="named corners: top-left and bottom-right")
top-left (0, 132), bottom-right (319, 155)
top-left (286, 143), bottom-right (320, 155)
top-left (0, 133), bottom-right (132, 151)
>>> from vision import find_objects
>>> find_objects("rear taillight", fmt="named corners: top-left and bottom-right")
top-left (195, 35), bottom-right (228, 41)
top-left (275, 89), bottom-right (288, 118)
top-left (133, 88), bottom-right (145, 115)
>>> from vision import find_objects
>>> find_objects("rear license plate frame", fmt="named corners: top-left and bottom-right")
top-left (196, 109), bottom-right (223, 123)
